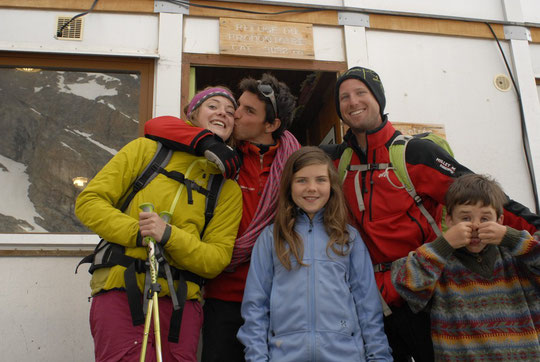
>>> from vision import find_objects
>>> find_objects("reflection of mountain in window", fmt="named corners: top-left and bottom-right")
top-left (0, 68), bottom-right (140, 232)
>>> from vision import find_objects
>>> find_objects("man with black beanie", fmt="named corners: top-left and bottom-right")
top-left (324, 66), bottom-right (540, 362)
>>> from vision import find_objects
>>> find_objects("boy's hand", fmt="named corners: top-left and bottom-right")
top-left (443, 222), bottom-right (473, 249)
top-left (139, 211), bottom-right (167, 244)
top-left (477, 222), bottom-right (506, 245)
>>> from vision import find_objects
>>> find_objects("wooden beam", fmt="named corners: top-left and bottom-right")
top-left (0, 0), bottom-right (154, 13)
top-left (531, 27), bottom-right (540, 43)
top-left (0, 249), bottom-right (91, 257)
top-left (370, 14), bottom-right (506, 40)
top-left (181, 61), bottom-right (192, 119)
top-left (182, 53), bottom-right (347, 72)
top-left (189, 0), bottom-right (338, 26)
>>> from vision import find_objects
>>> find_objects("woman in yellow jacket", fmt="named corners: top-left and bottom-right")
top-left (75, 87), bottom-right (242, 362)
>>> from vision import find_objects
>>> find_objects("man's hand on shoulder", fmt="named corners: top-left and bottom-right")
top-left (196, 135), bottom-right (242, 179)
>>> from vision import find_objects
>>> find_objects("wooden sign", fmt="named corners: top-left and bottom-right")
top-left (392, 122), bottom-right (447, 138)
top-left (219, 17), bottom-right (314, 60)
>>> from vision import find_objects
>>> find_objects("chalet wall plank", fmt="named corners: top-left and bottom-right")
top-left (0, 0), bottom-right (154, 13)
top-left (370, 14), bottom-right (506, 40)
top-left (189, 0), bottom-right (338, 26)
top-left (531, 27), bottom-right (540, 43)
top-left (182, 53), bottom-right (346, 72)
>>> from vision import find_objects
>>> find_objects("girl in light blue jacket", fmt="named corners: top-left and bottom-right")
top-left (237, 147), bottom-right (392, 361)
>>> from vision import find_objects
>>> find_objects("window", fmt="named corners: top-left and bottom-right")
top-left (0, 53), bottom-right (154, 233)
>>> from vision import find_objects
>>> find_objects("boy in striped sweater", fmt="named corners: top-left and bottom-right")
top-left (392, 173), bottom-right (540, 361)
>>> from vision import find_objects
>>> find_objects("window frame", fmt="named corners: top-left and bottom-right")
top-left (0, 52), bottom-right (155, 255)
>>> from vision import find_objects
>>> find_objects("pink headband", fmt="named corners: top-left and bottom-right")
top-left (186, 87), bottom-right (237, 119)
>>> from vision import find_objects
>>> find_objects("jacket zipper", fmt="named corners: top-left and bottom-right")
top-left (258, 153), bottom-right (264, 196)
top-left (406, 211), bottom-right (426, 242)
top-left (308, 218), bottom-right (316, 361)
top-left (368, 149), bottom-right (376, 221)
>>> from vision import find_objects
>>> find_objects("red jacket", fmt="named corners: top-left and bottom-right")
top-left (327, 119), bottom-right (540, 306)
top-left (144, 117), bottom-right (278, 302)
top-left (204, 141), bottom-right (278, 302)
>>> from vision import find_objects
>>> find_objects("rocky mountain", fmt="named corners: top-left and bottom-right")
top-left (0, 68), bottom-right (140, 232)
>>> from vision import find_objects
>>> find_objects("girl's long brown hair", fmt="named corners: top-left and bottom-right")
top-left (274, 146), bottom-right (351, 270)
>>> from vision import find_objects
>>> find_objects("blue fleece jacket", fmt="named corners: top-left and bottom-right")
top-left (237, 210), bottom-right (392, 361)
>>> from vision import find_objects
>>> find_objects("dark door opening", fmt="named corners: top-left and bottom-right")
top-left (192, 66), bottom-right (340, 146)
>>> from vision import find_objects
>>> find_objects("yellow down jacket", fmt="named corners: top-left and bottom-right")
top-left (75, 137), bottom-right (242, 300)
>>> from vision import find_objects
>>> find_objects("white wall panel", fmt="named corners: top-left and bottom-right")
top-left (344, 25), bottom-right (369, 67)
top-left (531, 43), bottom-right (540, 77)
top-left (154, 13), bottom-right (183, 117)
top-left (183, 17), bottom-right (220, 54)
top-left (0, 257), bottom-right (93, 361)
top-left (313, 25), bottom-right (345, 61)
top-left (355, 0), bottom-right (503, 21)
top-left (261, 0), bottom-right (504, 21)
top-left (507, 40), bottom-right (540, 203)
top-left (522, 0), bottom-right (540, 25)
top-left (0, 9), bottom-right (158, 56)
top-left (366, 30), bottom-right (537, 210)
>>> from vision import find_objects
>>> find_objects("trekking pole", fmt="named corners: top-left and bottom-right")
top-left (139, 203), bottom-right (162, 362)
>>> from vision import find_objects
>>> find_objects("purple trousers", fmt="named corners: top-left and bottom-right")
top-left (90, 290), bottom-right (202, 362)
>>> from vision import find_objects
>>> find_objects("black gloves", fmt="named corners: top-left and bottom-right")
top-left (196, 135), bottom-right (242, 179)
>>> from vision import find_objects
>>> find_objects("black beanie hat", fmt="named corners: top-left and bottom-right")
top-left (335, 66), bottom-right (386, 121)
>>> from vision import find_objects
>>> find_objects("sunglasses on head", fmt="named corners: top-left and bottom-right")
top-left (257, 81), bottom-right (278, 119)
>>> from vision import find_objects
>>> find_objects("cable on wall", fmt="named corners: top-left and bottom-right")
top-left (56, 0), bottom-right (100, 38)
top-left (163, 0), bottom-right (323, 15)
top-left (485, 22), bottom-right (539, 214)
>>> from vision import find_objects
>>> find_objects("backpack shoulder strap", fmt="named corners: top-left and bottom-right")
top-left (76, 142), bottom-right (172, 274)
top-left (389, 134), bottom-right (413, 190)
top-left (338, 147), bottom-right (354, 183)
top-left (200, 173), bottom-right (225, 238)
top-left (389, 134), bottom-right (442, 237)
top-left (119, 142), bottom-right (173, 212)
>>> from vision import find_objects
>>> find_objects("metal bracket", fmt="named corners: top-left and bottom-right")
top-left (503, 26), bottom-right (531, 41)
top-left (338, 12), bottom-right (370, 27)
top-left (154, 0), bottom-right (189, 14)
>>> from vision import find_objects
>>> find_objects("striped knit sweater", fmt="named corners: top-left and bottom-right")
top-left (391, 227), bottom-right (540, 361)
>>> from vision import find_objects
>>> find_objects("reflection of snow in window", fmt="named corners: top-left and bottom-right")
top-left (0, 154), bottom-right (46, 232)
top-left (57, 74), bottom-right (118, 100)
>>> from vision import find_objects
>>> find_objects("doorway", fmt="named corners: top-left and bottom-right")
top-left (182, 54), bottom-right (346, 146)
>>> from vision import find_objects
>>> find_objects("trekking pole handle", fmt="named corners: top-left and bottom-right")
top-left (139, 203), bottom-right (156, 245)
top-left (159, 211), bottom-right (172, 223)
top-left (139, 202), bottom-right (155, 213)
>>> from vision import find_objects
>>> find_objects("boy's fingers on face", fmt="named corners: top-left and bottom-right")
top-left (478, 222), bottom-right (491, 230)
top-left (462, 222), bottom-right (473, 232)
